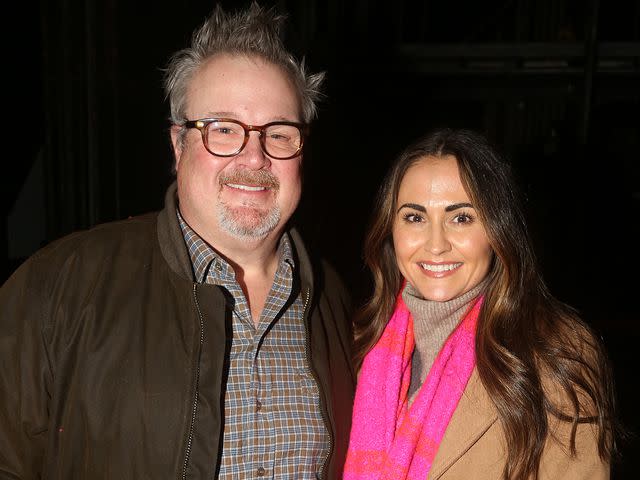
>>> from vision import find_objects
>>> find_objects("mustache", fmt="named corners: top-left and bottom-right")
top-left (219, 169), bottom-right (280, 190)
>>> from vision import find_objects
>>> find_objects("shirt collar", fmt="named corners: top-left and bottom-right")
top-left (176, 208), bottom-right (295, 283)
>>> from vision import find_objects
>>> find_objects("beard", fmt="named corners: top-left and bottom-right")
top-left (218, 203), bottom-right (281, 239)
top-left (217, 169), bottom-right (281, 239)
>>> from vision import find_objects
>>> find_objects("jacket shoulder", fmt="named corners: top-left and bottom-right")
top-left (2, 213), bottom-right (161, 309)
top-left (318, 259), bottom-right (351, 307)
top-left (30, 213), bottom-right (159, 268)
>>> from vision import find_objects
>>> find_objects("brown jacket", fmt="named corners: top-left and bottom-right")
top-left (430, 370), bottom-right (609, 479)
top-left (0, 184), bottom-right (355, 479)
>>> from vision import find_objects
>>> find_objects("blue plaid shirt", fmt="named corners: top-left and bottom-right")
top-left (177, 210), bottom-right (330, 479)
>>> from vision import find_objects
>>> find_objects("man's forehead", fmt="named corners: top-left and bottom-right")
top-left (202, 111), bottom-right (297, 123)
top-left (184, 56), bottom-right (302, 121)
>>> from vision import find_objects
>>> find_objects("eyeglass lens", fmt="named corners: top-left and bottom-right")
top-left (206, 120), bottom-right (302, 158)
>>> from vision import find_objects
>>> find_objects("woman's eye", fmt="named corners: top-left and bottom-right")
top-left (402, 213), bottom-right (423, 223)
top-left (453, 212), bottom-right (474, 224)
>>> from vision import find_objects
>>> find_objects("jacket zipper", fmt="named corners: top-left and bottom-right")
top-left (302, 287), bottom-right (333, 480)
top-left (182, 283), bottom-right (204, 480)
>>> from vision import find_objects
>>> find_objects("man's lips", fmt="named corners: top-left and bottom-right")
top-left (225, 183), bottom-right (270, 192)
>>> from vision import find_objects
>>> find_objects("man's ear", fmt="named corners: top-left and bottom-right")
top-left (170, 125), bottom-right (183, 171)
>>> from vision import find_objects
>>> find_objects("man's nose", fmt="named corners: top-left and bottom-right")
top-left (235, 132), bottom-right (270, 170)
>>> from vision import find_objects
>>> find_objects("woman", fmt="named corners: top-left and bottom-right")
top-left (344, 129), bottom-right (617, 479)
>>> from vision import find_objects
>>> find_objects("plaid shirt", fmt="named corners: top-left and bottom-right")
top-left (178, 211), bottom-right (330, 479)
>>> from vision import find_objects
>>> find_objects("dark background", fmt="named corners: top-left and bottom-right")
top-left (4, 0), bottom-right (639, 476)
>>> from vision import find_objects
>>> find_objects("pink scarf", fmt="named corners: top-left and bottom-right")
top-left (344, 292), bottom-right (483, 480)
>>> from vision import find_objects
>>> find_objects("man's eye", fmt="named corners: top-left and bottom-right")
top-left (269, 133), bottom-right (290, 141)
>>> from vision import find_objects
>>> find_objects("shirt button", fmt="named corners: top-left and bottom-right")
top-left (256, 400), bottom-right (262, 412)
top-left (257, 466), bottom-right (266, 476)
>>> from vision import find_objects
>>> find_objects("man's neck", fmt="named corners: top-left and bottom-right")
top-left (205, 228), bottom-right (282, 275)
top-left (221, 236), bottom-right (282, 327)
top-left (191, 220), bottom-right (285, 326)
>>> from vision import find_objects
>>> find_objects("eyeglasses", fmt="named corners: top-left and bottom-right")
top-left (183, 118), bottom-right (306, 160)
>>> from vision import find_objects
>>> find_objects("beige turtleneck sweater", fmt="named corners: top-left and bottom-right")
top-left (403, 279), bottom-right (488, 405)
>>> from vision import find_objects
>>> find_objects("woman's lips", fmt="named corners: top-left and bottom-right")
top-left (417, 261), bottom-right (463, 278)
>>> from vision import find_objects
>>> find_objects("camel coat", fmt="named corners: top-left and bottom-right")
top-left (429, 370), bottom-right (608, 479)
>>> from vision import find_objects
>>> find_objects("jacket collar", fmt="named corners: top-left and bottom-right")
top-left (157, 182), bottom-right (195, 280)
top-left (429, 369), bottom-right (499, 479)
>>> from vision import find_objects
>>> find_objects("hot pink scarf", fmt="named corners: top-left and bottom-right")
top-left (344, 292), bottom-right (483, 480)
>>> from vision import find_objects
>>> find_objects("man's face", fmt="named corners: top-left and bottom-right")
top-left (172, 54), bottom-right (303, 244)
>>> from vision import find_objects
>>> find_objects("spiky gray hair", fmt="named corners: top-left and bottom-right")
top-left (164, 2), bottom-right (324, 129)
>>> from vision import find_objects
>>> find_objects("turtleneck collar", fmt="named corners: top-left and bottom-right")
top-left (402, 277), bottom-right (489, 325)
top-left (402, 277), bottom-right (489, 404)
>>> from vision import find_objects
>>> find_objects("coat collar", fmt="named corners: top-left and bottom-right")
top-left (157, 182), bottom-right (194, 280)
top-left (429, 369), bottom-right (499, 479)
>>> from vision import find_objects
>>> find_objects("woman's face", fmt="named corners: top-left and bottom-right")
top-left (392, 155), bottom-right (493, 301)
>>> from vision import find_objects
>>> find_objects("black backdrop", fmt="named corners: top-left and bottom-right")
top-left (4, 0), bottom-right (640, 475)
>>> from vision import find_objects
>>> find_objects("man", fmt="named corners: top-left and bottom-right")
top-left (0, 4), bottom-right (354, 479)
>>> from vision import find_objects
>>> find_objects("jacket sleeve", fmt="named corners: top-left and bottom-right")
top-left (0, 257), bottom-right (52, 479)
top-left (538, 411), bottom-right (609, 479)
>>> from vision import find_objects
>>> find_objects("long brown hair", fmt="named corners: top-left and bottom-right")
top-left (354, 129), bottom-right (617, 479)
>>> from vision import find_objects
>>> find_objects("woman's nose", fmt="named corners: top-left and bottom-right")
top-left (426, 224), bottom-right (452, 255)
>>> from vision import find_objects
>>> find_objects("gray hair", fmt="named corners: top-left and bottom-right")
top-left (164, 2), bottom-right (325, 129)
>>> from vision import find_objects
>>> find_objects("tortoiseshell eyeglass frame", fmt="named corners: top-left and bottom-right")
top-left (182, 118), bottom-right (307, 160)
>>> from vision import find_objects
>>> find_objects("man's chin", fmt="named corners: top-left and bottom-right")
top-left (218, 206), bottom-right (281, 239)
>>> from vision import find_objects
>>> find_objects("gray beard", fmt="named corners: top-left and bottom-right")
top-left (218, 203), bottom-right (281, 239)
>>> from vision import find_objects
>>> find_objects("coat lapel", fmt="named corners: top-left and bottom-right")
top-left (429, 369), bottom-right (498, 479)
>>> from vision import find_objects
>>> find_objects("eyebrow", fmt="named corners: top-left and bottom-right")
top-left (397, 202), bottom-right (474, 213)
top-left (205, 112), bottom-right (295, 123)
top-left (445, 202), bottom-right (474, 212)
top-left (397, 203), bottom-right (426, 213)
top-left (205, 111), bottom-right (237, 119)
